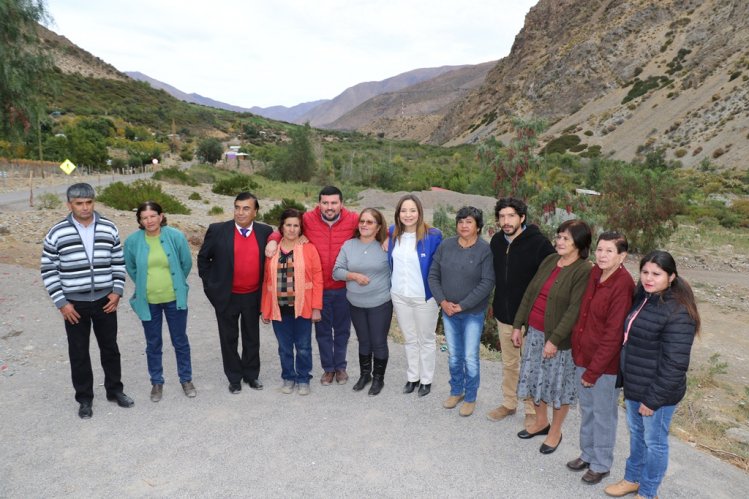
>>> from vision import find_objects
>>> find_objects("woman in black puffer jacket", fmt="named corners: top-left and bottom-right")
top-left (605, 251), bottom-right (700, 499)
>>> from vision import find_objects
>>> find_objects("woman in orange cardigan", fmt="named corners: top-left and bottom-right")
top-left (261, 209), bottom-right (323, 396)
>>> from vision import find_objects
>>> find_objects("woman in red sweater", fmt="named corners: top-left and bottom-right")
top-left (567, 232), bottom-right (635, 485)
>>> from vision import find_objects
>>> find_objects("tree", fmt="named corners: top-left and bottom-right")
top-left (0, 0), bottom-right (55, 143)
top-left (477, 116), bottom-right (546, 200)
top-left (271, 123), bottom-right (316, 181)
top-left (197, 137), bottom-right (223, 164)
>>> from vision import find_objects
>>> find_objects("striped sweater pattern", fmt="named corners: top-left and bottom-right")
top-left (41, 212), bottom-right (126, 308)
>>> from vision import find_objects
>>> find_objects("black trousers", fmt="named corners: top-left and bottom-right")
top-left (64, 297), bottom-right (123, 403)
top-left (215, 291), bottom-right (261, 383)
top-left (349, 300), bottom-right (393, 360)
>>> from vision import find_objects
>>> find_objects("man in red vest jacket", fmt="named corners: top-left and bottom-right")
top-left (198, 192), bottom-right (273, 393)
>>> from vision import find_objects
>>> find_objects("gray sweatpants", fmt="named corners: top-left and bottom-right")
top-left (576, 366), bottom-right (620, 472)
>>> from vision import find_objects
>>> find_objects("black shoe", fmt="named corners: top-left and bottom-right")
top-left (566, 457), bottom-right (590, 471)
top-left (581, 469), bottom-right (609, 484)
top-left (403, 381), bottom-right (419, 394)
top-left (352, 373), bottom-right (372, 391)
top-left (517, 424), bottom-right (551, 439)
top-left (106, 392), bottom-right (134, 408)
top-left (540, 434), bottom-right (562, 454)
top-left (368, 357), bottom-right (387, 396)
top-left (246, 379), bottom-right (264, 390)
top-left (229, 382), bottom-right (242, 394)
top-left (78, 401), bottom-right (93, 419)
top-left (417, 383), bottom-right (431, 397)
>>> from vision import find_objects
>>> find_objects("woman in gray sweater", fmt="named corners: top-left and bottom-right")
top-left (428, 206), bottom-right (495, 417)
top-left (333, 208), bottom-right (392, 396)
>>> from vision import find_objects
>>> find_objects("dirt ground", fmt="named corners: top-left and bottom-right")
top-left (2, 178), bottom-right (748, 466)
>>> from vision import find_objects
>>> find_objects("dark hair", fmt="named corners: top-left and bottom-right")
top-left (393, 194), bottom-right (430, 244)
top-left (494, 197), bottom-right (527, 221)
top-left (136, 201), bottom-right (168, 229)
top-left (66, 183), bottom-right (95, 201)
top-left (597, 231), bottom-right (628, 253)
top-left (456, 206), bottom-right (484, 233)
top-left (235, 192), bottom-right (259, 210)
top-left (638, 250), bottom-right (701, 334)
top-left (354, 208), bottom-right (387, 242)
top-left (557, 219), bottom-right (592, 259)
top-left (318, 185), bottom-right (343, 201)
top-left (278, 208), bottom-right (304, 235)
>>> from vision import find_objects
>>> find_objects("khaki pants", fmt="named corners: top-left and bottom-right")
top-left (497, 320), bottom-right (535, 415)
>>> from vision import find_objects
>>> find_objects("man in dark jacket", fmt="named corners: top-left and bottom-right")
top-left (198, 192), bottom-right (272, 394)
top-left (487, 198), bottom-right (554, 424)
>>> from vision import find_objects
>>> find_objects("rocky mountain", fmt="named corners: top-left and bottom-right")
top-left (428, 0), bottom-right (749, 169)
top-left (328, 61), bottom-right (496, 142)
top-left (37, 25), bottom-right (126, 81)
top-left (296, 65), bottom-right (470, 127)
top-left (248, 100), bottom-right (329, 123)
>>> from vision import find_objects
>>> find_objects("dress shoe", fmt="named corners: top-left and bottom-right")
top-left (182, 381), bottom-right (197, 398)
top-left (582, 469), bottom-right (610, 485)
top-left (335, 369), bottom-right (348, 384)
top-left (487, 405), bottom-right (516, 422)
top-left (320, 372), bottom-right (335, 385)
top-left (417, 383), bottom-right (431, 397)
top-left (459, 401), bottom-right (476, 417)
top-left (106, 391), bottom-right (134, 408)
top-left (604, 479), bottom-right (639, 497)
top-left (517, 424), bottom-right (551, 439)
top-left (246, 379), bottom-right (263, 390)
top-left (78, 401), bottom-right (93, 419)
top-left (539, 433), bottom-right (562, 454)
top-left (229, 382), bottom-right (242, 394)
top-left (443, 394), bottom-right (464, 409)
top-left (566, 457), bottom-right (590, 471)
top-left (403, 381), bottom-right (419, 394)
top-left (150, 384), bottom-right (163, 402)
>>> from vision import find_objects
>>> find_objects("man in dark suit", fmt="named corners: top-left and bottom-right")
top-left (198, 192), bottom-right (272, 393)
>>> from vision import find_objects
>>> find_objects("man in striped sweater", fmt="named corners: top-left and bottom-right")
top-left (41, 183), bottom-right (133, 419)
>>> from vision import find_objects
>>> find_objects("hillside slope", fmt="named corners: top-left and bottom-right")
top-left (429, 0), bottom-right (749, 169)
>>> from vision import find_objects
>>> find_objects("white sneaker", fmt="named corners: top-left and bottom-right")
top-left (297, 383), bottom-right (310, 396)
top-left (281, 380), bottom-right (295, 394)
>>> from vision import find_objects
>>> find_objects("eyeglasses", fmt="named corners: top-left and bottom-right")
top-left (358, 219), bottom-right (377, 226)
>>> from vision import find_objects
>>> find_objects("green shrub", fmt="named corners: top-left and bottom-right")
top-left (674, 148), bottom-right (688, 158)
top-left (540, 134), bottom-right (581, 155)
top-left (98, 180), bottom-right (190, 214)
top-left (622, 76), bottom-right (671, 104)
top-left (208, 205), bottom-right (224, 216)
top-left (579, 145), bottom-right (602, 158)
top-left (36, 192), bottom-right (62, 210)
top-left (260, 198), bottom-right (307, 226)
top-left (152, 167), bottom-right (198, 186)
top-left (432, 205), bottom-right (456, 238)
top-left (569, 143), bottom-right (588, 153)
top-left (211, 173), bottom-right (259, 196)
top-left (583, 130), bottom-right (594, 136)
top-left (110, 158), bottom-right (126, 170)
top-left (188, 192), bottom-right (201, 200)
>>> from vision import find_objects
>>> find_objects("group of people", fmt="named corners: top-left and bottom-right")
top-left (42, 183), bottom-right (700, 499)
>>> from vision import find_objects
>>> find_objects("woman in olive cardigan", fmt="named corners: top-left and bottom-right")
top-left (511, 220), bottom-right (592, 454)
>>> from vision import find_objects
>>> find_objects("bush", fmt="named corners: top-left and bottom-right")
top-left (98, 180), bottom-right (190, 214)
top-left (152, 167), bottom-right (198, 186)
top-left (110, 158), bottom-right (126, 170)
top-left (211, 173), bottom-right (259, 196)
top-left (674, 148), bottom-right (688, 158)
top-left (540, 134), bottom-right (581, 155)
top-left (432, 205), bottom-right (456, 238)
top-left (36, 192), bottom-right (62, 210)
top-left (621, 76), bottom-right (671, 104)
top-left (197, 138), bottom-right (223, 164)
top-left (188, 192), bottom-right (201, 200)
top-left (208, 206), bottom-right (224, 216)
top-left (260, 198), bottom-right (307, 226)
top-left (179, 146), bottom-right (193, 162)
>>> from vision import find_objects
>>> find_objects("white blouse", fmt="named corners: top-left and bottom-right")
top-left (390, 232), bottom-right (426, 298)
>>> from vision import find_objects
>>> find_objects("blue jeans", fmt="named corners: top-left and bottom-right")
top-left (272, 315), bottom-right (313, 384)
top-left (142, 301), bottom-right (191, 385)
top-left (442, 312), bottom-right (484, 402)
top-left (624, 399), bottom-right (676, 499)
top-left (315, 288), bottom-right (351, 372)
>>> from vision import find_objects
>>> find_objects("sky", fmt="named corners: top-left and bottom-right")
top-left (45, 0), bottom-right (538, 109)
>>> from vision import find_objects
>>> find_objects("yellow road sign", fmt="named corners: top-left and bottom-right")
top-left (60, 159), bottom-right (76, 175)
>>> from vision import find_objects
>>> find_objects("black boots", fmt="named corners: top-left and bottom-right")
top-left (368, 357), bottom-right (388, 396)
top-left (352, 353), bottom-right (372, 391)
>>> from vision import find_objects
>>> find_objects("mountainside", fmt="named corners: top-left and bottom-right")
top-left (37, 25), bottom-right (126, 81)
top-left (296, 65), bottom-right (469, 127)
top-left (329, 61), bottom-right (496, 142)
top-left (249, 100), bottom-right (329, 123)
top-left (125, 71), bottom-right (256, 113)
top-left (428, 0), bottom-right (749, 168)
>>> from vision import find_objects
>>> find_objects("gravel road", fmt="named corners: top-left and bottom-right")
top-left (1, 263), bottom-right (747, 497)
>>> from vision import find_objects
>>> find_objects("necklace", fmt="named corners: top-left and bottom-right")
top-left (361, 238), bottom-right (377, 254)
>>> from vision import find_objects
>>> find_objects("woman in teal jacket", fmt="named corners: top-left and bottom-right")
top-left (124, 201), bottom-right (195, 402)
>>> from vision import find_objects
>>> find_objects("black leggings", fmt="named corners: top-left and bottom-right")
top-left (349, 300), bottom-right (393, 359)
